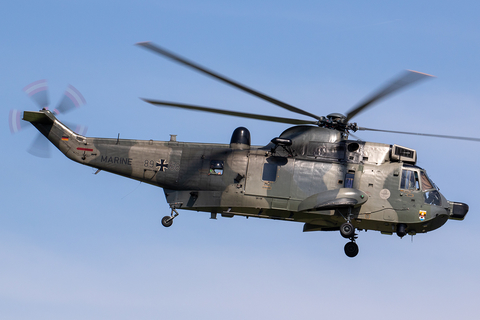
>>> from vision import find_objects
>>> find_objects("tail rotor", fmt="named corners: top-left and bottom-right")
top-left (9, 80), bottom-right (87, 157)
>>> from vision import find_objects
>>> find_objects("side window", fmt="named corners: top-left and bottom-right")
top-left (262, 163), bottom-right (278, 181)
top-left (400, 170), bottom-right (419, 190)
top-left (209, 160), bottom-right (224, 176)
top-left (344, 172), bottom-right (355, 188)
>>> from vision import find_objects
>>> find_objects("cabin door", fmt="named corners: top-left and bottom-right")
top-left (244, 154), bottom-right (294, 199)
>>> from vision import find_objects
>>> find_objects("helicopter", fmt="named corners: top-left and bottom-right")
top-left (18, 42), bottom-right (476, 258)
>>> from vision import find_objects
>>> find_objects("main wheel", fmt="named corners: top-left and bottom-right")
top-left (161, 216), bottom-right (173, 227)
top-left (340, 222), bottom-right (355, 238)
top-left (344, 242), bottom-right (359, 258)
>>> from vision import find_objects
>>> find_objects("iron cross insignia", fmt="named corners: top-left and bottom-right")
top-left (156, 159), bottom-right (169, 171)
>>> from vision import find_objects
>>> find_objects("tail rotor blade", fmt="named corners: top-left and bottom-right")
top-left (23, 79), bottom-right (49, 109)
top-left (53, 84), bottom-right (86, 115)
top-left (9, 109), bottom-right (30, 133)
top-left (73, 124), bottom-right (88, 136)
top-left (27, 133), bottom-right (51, 158)
top-left (64, 121), bottom-right (88, 135)
top-left (17, 81), bottom-right (86, 158)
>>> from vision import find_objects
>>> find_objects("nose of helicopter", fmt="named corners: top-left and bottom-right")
top-left (448, 201), bottom-right (469, 220)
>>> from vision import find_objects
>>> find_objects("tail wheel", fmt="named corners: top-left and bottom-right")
top-left (161, 216), bottom-right (173, 227)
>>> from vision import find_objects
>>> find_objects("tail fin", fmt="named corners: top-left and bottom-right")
top-left (23, 109), bottom-right (75, 141)
top-left (23, 109), bottom-right (86, 160)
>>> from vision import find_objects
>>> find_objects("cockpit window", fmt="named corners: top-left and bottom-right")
top-left (425, 190), bottom-right (442, 206)
top-left (401, 166), bottom-right (442, 205)
top-left (420, 171), bottom-right (434, 191)
top-left (400, 169), bottom-right (420, 190)
top-left (420, 171), bottom-right (441, 205)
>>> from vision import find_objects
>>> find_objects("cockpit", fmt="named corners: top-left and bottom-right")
top-left (400, 164), bottom-right (442, 206)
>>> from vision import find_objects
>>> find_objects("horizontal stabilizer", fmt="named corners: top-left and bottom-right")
top-left (23, 111), bottom-right (55, 124)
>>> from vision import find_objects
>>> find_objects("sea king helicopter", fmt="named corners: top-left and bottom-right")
top-left (16, 42), bottom-right (475, 257)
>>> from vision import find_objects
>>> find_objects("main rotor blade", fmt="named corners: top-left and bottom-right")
top-left (358, 127), bottom-right (480, 142)
top-left (345, 70), bottom-right (434, 122)
top-left (141, 98), bottom-right (319, 125)
top-left (136, 41), bottom-right (322, 121)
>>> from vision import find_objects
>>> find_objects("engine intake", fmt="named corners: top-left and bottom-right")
top-left (230, 127), bottom-right (251, 150)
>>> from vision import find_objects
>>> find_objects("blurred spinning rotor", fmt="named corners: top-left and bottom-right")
top-left (9, 79), bottom-right (87, 157)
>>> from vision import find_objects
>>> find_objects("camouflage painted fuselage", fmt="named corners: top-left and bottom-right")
top-left (25, 110), bottom-right (467, 236)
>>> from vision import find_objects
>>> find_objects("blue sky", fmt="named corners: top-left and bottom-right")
top-left (2, 1), bottom-right (480, 319)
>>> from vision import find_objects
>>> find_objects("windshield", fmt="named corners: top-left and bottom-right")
top-left (420, 170), bottom-right (442, 205)
top-left (400, 169), bottom-right (419, 190)
top-left (420, 171), bottom-right (436, 191)
top-left (400, 166), bottom-right (442, 206)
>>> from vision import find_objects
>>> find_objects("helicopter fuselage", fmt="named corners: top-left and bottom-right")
top-left (17, 43), bottom-right (474, 258)
top-left (25, 109), bottom-right (467, 238)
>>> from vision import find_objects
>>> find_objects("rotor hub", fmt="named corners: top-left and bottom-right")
top-left (317, 113), bottom-right (358, 134)
top-left (326, 113), bottom-right (346, 122)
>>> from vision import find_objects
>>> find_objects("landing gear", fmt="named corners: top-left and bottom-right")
top-left (161, 216), bottom-right (173, 227)
top-left (161, 207), bottom-right (180, 228)
top-left (344, 241), bottom-right (359, 258)
top-left (339, 221), bottom-right (359, 258)
top-left (340, 222), bottom-right (355, 238)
